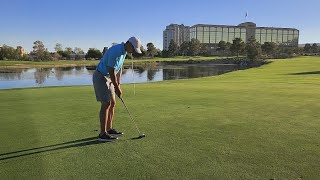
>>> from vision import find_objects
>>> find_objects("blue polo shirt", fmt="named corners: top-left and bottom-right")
top-left (96, 43), bottom-right (127, 76)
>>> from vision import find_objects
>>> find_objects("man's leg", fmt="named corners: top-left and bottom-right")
top-left (106, 81), bottom-right (116, 131)
top-left (106, 99), bottom-right (116, 131)
top-left (100, 101), bottom-right (110, 135)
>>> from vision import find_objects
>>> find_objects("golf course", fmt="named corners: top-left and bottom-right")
top-left (0, 56), bottom-right (319, 179)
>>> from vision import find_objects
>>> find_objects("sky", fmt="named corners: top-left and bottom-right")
top-left (1, 0), bottom-right (320, 52)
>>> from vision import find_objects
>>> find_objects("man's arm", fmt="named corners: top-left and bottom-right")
top-left (116, 67), bottom-right (122, 85)
top-left (108, 67), bottom-right (122, 97)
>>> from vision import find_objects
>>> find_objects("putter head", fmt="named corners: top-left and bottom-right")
top-left (131, 134), bottom-right (145, 140)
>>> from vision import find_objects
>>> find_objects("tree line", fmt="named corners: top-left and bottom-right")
top-left (164, 38), bottom-right (319, 60)
top-left (0, 41), bottom-right (110, 61)
top-left (1, 39), bottom-right (319, 61)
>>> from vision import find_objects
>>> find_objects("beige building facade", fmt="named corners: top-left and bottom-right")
top-left (163, 24), bottom-right (190, 50)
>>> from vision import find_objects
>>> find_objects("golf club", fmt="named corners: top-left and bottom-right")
top-left (119, 96), bottom-right (145, 139)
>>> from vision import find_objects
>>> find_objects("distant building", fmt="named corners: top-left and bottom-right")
top-left (163, 22), bottom-right (299, 52)
top-left (16, 46), bottom-right (25, 57)
top-left (163, 24), bottom-right (190, 50)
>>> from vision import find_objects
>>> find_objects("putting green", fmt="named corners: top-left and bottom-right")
top-left (0, 56), bottom-right (319, 179)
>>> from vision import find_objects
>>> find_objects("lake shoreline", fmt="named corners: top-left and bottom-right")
top-left (0, 57), bottom-right (269, 70)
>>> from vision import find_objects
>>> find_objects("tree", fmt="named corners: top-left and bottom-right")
top-left (74, 47), bottom-right (84, 60)
top-left (86, 48), bottom-right (102, 59)
top-left (146, 43), bottom-right (157, 58)
top-left (261, 42), bottom-right (277, 56)
top-left (54, 43), bottom-right (63, 52)
top-left (179, 41), bottom-right (190, 56)
top-left (311, 43), bottom-right (318, 53)
top-left (226, 42), bottom-right (232, 51)
top-left (217, 41), bottom-right (231, 55)
top-left (33, 41), bottom-right (45, 52)
top-left (0, 45), bottom-right (19, 60)
top-left (304, 44), bottom-right (311, 53)
top-left (168, 39), bottom-right (178, 57)
top-left (51, 52), bottom-right (62, 60)
top-left (217, 41), bottom-right (226, 51)
top-left (230, 38), bottom-right (245, 57)
top-left (200, 44), bottom-right (208, 56)
top-left (155, 48), bottom-right (162, 57)
top-left (62, 47), bottom-right (73, 59)
top-left (55, 43), bottom-right (64, 57)
top-left (32, 41), bottom-right (52, 61)
top-left (161, 50), bottom-right (169, 58)
top-left (246, 38), bottom-right (262, 61)
top-left (188, 38), bottom-right (201, 56)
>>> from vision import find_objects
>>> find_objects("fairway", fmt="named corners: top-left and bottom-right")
top-left (0, 56), bottom-right (319, 179)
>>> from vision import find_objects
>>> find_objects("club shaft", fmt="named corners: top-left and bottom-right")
top-left (119, 97), bottom-right (141, 134)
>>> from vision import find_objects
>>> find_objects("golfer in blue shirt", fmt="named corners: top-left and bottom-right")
top-left (93, 37), bottom-right (142, 141)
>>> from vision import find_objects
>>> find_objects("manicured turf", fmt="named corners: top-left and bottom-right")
top-left (0, 56), bottom-right (319, 179)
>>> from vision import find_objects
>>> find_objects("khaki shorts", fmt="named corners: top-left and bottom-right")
top-left (92, 70), bottom-right (115, 102)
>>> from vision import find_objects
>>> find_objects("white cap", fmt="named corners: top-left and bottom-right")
top-left (128, 36), bottom-right (142, 54)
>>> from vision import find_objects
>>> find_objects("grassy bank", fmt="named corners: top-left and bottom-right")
top-left (0, 56), bottom-right (319, 179)
top-left (0, 56), bottom-right (226, 69)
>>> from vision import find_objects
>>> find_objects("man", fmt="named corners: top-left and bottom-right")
top-left (93, 37), bottom-right (142, 141)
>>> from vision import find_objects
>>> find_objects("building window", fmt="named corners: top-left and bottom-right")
top-left (255, 33), bottom-right (261, 43)
top-left (235, 32), bottom-right (241, 39)
top-left (271, 29), bottom-right (278, 43)
top-left (283, 34), bottom-right (288, 43)
top-left (210, 27), bottom-right (216, 32)
top-left (277, 30), bottom-right (283, 43)
top-left (260, 33), bottom-right (266, 44)
top-left (210, 31), bottom-right (216, 43)
top-left (204, 31), bottom-right (210, 43)
top-left (216, 31), bottom-right (222, 43)
top-left (222, 27), bottom-right (228, 42)
top-left (266, 29), bottom-right (272, 42)
top-left (228, 28), bottom-right (235, 42)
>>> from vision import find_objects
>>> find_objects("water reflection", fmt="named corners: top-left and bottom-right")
top-left (0, 69), bottom-right (26, 80)
top-left (0, 63), bottom-right (240, 89)
top-left (147, 69), bottom-right (158, 81)
top-left (34, 68), bottom-right (51, 85)
top-left (162, 65), bottom-right (233, 80)
top-left (53, 67), bottom-right (64, 80)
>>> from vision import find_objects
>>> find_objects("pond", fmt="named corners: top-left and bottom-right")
top-left (0, 63), bottom-right (240, 89)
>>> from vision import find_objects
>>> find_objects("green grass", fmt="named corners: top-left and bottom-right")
top-left (0, 56), bottom-right (319, 179)
top-left (0, 56), bottom-right (226, 68)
